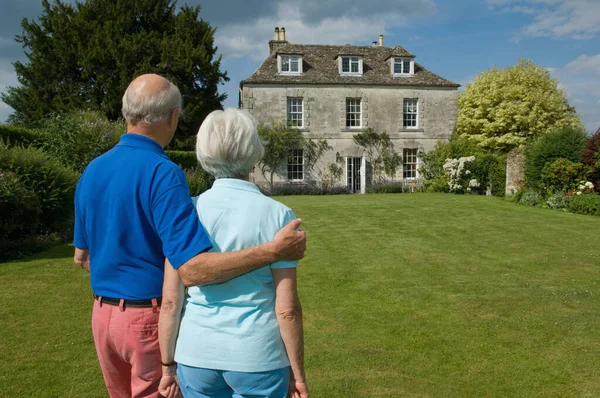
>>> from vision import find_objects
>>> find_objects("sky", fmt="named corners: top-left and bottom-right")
top-left (1, 0), bottom-right (599, 132)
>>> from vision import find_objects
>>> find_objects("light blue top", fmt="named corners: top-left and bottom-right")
top-left (175, 178), bottom-right (297, 372)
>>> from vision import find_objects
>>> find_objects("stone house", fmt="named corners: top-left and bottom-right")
top-left (239, 28), bottom-right (459, 193)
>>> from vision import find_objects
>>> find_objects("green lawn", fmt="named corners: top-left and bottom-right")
top-left (1, 193), bottom-right (599, 397)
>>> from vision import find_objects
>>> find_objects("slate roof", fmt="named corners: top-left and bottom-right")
top-left (241, 43), bottom-right (460, 88)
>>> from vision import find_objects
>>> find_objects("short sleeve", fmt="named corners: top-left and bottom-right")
top-left (73, 176), bottom-right (88, 250)
top-left (151, 167), bottom-right (213, 269)
top-left (271, 208), bottom-right (299, 269)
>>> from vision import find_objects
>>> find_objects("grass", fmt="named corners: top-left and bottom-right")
top-left (2, 193), bottom-right (600, 397)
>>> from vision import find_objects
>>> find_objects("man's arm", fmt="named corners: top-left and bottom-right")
top-left (177, 219), bottom-right (305, 286)
top-left (73, 248), bottom-right (90, 272)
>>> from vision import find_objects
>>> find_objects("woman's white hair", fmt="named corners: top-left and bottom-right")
top-left (121, 79), bottom-right (182, 126)
top-left (196, 109), bottom-right (265, 178)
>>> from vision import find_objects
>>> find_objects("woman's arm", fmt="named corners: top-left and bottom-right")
top-left (273, 268), bottom-right (309, 398)
top-left (158, 259), bottom-right (185, 398)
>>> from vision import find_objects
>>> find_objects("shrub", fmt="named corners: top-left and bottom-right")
top-left (581, 130), bottom-right (600, 187)
top-left (0, 143), bottom-right (78, 235)
top-left (0, 172), bottom-right (41, 241)
top-left (420, 135), bottom-right (484, 192)
top-left (469, 153), bottom-right (507, 196)
top-left (443, 156), bottom-right (480, 194)
top-left (367, 183), bottom-right (405, 194)
top-left (519, 189), bottom-right (543, 207)
top-left (0, 125), bottom-right (43, 148)
top-left (567, 193), bottom-right (600, 215)
top-left (260, 183), bottom-right (350, 196)
top-left (168, 151), bottom-right (198, 170)
top-left (185, 167), bottom-right (214, 197)
top-left (545, 192), bottom-right (571, 211)
top-left (37, 110), bottom-right (125, 172)
top-left (540, 158), bottom-right (593, 193)
top-left (524, 127), bottom-right (588, 189)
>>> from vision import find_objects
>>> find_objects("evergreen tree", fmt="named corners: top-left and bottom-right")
top-left (2, 0), bottom-right (228, 139)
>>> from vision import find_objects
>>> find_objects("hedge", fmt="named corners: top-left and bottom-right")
top-left (167, 150), bottom-right (198, 169)
top-left (0, 125), bottom-right (42, 148)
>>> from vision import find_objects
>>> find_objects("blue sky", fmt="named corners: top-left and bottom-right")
top-left (1, 0), bottom-right (599, 132)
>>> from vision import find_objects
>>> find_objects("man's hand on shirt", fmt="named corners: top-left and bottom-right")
top-left (73, 248), bottom-right (90, 272)
top-left (272, 219), bottom-right (306, 262)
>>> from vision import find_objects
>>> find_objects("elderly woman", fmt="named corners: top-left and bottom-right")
top-left (158, 109), bottom-right (309, 398)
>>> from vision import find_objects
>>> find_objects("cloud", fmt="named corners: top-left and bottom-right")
top-left (209, 0), bottom-right (438, 60)
top-left (550, 53), bottom-right (600, 132)
top-left (488, 0), bottom-right (600, 40)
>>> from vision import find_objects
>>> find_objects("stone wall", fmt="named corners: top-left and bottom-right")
top-left (241, 84), bottom-right (458, 185)
top-left (505, 150), bottom-right (525, 195)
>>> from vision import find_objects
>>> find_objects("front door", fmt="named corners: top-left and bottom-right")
top-left (346, 157), bottom-right (362, 193)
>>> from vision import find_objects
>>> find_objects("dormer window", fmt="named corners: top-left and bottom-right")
top-left (340, 56), bottom-right (363, 75)
top-left (392, 58), bottom-right (414, 76)
top-left (278, 55), bottom-right (302, 75)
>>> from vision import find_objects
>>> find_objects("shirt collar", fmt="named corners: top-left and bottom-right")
top-left (117, 133), bottom-right (168, 157)
top-left (212, 178), bottom-right (261, 193)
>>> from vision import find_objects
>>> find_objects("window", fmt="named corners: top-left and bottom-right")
top-left (403, 98), bottom-right (418, 128)
top-left (287, 149), bottom-right (304, 181)
top-left (403, 148), bottom-right (418, 179)
top-left (287, 98), bottom-right (303, 128)
top-left (279, 55), bottom-right (301, 74)
top-left (393, 58), bottom-right (412, 75)
top-left (340, 56), bottom-right (362, 75)
top-left (346, 98), bottom-right (361, 128)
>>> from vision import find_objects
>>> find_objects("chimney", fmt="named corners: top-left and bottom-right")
top-left (269, 26), bottom-right (289, 54)
top-left (378, 34), bottom-right (384, 46)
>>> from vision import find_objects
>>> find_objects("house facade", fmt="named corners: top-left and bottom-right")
top-left (240, 28), bottom-right (459, 192)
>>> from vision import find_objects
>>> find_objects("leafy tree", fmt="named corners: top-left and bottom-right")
top-left (2, 0), bottom-right (228, 139)
top-left (458, 59), bottom-right (583, 152)
top-left (257, 121), bottom-right (303, 189)
top-left (353, 128), bottom-right (400, 183)
top-left (581, 129), bottom-right (600, 187)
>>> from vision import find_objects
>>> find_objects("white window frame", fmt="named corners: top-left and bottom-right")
top-left (287, 148), bottom-right (304, 181)
top-left (287, 97), bottom-right (303, 128)
top-left (346, 98), bottom-right (362, 129)
top-left (392, 58), bottom-right (414, 77)
top-left (403, 98), bottom-right (418, 129)
top-left (278, 55), bottom-right (302, 75)
top-left (403, 148), bottom-right (419, 180)
top-left (339, 56), bottom-right (363, 76)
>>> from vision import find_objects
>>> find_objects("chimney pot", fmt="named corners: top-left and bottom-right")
top-left (274, 27), bottom-right (280, 41)
top-left (281, 27), bottom-right (286, 41)
top-left (378, 34), bottom-right (384, 46)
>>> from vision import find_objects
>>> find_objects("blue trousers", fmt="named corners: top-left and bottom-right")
top-left (177, 364), bottom-right (290, 398)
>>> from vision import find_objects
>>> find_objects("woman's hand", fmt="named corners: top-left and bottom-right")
top-left (288, 372), bottom-right (309, 398)
top-left (158, 366), bottom-right (181, 398)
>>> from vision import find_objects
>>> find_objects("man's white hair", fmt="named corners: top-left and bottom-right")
top-left (121, 79), bottom-right (182, 126)
top-left (196, 109), bottom-right (265, 178)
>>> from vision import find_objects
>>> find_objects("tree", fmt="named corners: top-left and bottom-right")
top-left (353, 128), bottom-right (400, 183)
top-left (257, 121), bottom-right (303, 190)
top-left (2, 0), bottom-right (228, 139)
top-left (457, 59), bottom-right (583, 152)
top-left (303, 137), bottom-right (332, 182)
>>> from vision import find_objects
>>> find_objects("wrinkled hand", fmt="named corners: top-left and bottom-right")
top-left (273, 219), bottom-right (306, 262)
top-left (74, 248), bottom-right (90, 272)
top-left (288, 378), bottom-right (309, 398)
top-left (158, 367), bottom-right (181, 398)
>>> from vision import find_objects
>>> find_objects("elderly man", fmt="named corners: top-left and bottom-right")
top-left (73, 74), bottom-right (305, 398)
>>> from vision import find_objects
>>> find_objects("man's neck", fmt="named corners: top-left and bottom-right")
top-left (127, 124), bottom-right (169, 148)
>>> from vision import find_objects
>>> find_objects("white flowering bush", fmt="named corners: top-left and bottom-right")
top-left (443, 156), bottom-right (479, 194)
top-left (576, 181), bottom-right (595, 195)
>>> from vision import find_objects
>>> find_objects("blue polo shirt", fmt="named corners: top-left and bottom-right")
top-left (73, 133), bottom-right (213, 300)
